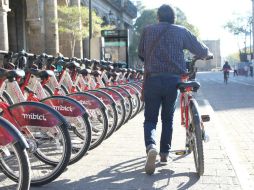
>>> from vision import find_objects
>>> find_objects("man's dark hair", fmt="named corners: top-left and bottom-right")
top-left (157, 4), bottom-right (175, 24)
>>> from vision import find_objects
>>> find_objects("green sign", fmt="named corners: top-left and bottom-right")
top-left (101, 30), bottom-right (128, 38)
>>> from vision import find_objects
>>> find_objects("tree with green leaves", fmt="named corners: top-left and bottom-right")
top-left (224, 14), bottom-right (252, 56)
top-left (55, 5), bottom-right (111, 57)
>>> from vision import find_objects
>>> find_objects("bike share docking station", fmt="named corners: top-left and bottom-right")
top-left (101, 30), bottom-right (129, 68)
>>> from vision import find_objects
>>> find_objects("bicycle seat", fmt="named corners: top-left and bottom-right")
top-left (66, 61), bottom-right (80, 69)
top-left (106, 65), bottom-right (114, 71)
top-left (0, 68), bottom-right (25, 80)
top-left (91, 70), bottom-right (102, 77)
top-left (177, 81), bottom-right (200, 92)
top-left (121, 68), bottom-right (128, 72)
top-left (78, 68), bottom-right (92, 76)
top-left (26, 68), bottom-right (54, 79)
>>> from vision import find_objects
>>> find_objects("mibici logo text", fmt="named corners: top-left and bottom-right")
top-left (22, 113), bottom-right (47, 121)
top-left (53, 105), bottom-right (73, 112)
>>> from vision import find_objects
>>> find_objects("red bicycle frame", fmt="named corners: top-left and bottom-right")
top-left (180, 75), bottom-right (192, 129)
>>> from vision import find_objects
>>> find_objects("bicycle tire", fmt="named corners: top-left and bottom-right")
top-left (129, 81), bottom-right (145, 111)
top-left (118, 85), bottom-right (140, 119)
top-left (33, 114), bottom-right (91, 166)
top-left (67, 92), bottom-right (108, 150)
top-left (127, 82), bottom-right (144, 112)
top-left (86, 90), bottom-right (118, 139)
top-left (123, 84), bottom-right (141, 117)
top-left (0, 117), bottom-right (31, 190)
top-left (97, 88), bottom-right (126, 131)
top-left (40, 96), bottom-right (92, 165)
top-left (109, 86), bottom-right (132, 124)
top-left (190, 99), bottom-right (204, 176)
top-left (0, 142), bottom-right (31, 190)
top-left (68, 114), bottom-right (91, 164)
top-left (224, 72), bottom-right (228, 84)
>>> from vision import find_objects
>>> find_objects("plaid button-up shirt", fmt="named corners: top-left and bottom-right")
top-left (138, 22), bottom-right (210, 75)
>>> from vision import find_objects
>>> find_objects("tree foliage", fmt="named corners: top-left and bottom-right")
top-left (226, 52), bottom-right (240, 62)
top-left (224, 15), bottom-right (251, 36)
top-left (55, 5), bottom-right (111, 56)
top-left (224, 14), bottom-right (252, 56)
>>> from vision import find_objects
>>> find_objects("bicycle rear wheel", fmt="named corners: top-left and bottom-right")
top-left (189, 99), bottom-right (204, 176)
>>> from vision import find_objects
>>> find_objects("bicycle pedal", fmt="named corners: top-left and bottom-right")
top-left (201, 115), bottom-right (210, 122)
top-left (175, 150), bottom-right (186, 155)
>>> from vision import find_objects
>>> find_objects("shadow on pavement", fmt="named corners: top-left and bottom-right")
top-left (32, 157), bottom-right (200, 190)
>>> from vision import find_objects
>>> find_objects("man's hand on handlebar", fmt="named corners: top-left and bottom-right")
top-left (193, 52), bottom-right (213, 61)
top-left (206, 52), bottom-right (214, 60)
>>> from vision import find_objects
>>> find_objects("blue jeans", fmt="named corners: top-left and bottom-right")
top-left (143, 75), bottom-right (179, 156)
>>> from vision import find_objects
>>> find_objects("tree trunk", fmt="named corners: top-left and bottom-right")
top-left (71, 34), bottom-right (76, 57)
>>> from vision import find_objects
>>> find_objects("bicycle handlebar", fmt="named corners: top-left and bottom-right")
top-left (186, 54), bottom-right (213, 79)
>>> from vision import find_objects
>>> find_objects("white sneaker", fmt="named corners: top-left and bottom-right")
top-left (145, 148), bottom-right (158, 175)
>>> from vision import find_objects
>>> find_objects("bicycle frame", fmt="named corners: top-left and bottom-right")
top-left (0, 78), bottom-right (69, 130)
top-left (18, 71), bottom-right (88, 119)
top-left (180, 76), bottom-right (193, 129)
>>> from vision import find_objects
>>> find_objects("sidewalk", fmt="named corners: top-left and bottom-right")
top-left (32, 105), bottom-right (242, 190)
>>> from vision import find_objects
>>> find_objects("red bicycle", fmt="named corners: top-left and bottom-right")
top-left (177, 55), bottom-right (212, 176)
top-left (223, 68), bottom-right (230, 84)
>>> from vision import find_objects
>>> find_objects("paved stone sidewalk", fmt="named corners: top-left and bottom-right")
top-left (32, 103), bottom-right (242, 190)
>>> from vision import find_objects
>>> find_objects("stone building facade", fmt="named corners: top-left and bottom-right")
top-left (0, 0), bottom-right (137, 59)
top-left (195, 40), bottom-right (222, 71)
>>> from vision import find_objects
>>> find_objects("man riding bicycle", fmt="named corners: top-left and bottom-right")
top-left (222, 61), bottom-right (231, 83)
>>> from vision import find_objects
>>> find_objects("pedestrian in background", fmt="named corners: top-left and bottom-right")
top-left (138, 4), bottom-right (212, 175)
top-left (244, 65), bottom-right (249, 77)
top-left (250, 64), bottom-right (253, 77)
top-left (233, 64), bottom-right (238, 76)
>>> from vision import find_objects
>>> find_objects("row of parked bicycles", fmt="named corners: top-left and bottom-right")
top-left (0, 50), bottom-right (144, 190)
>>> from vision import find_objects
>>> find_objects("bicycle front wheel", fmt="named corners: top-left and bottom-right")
top-left (41, 96), bottom-right (92, 165)
top-left (0, 142), bottom-right (31, 190)
top-left (189, 99), bottom-right (204, 176)
top-left (0, 116), bottom-right (31, 190)
top-left (6, 101), bottom-right (72, 186)
top-left (67, 92), bottom-right (108, 150)
top-left (97, 88), bottom-right (126, 131)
